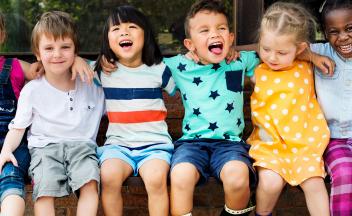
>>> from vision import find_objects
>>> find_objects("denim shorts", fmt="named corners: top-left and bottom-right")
top-left (0, 141), bottom-right (30, 203)
top-left (171, 139), bottom-right (257, 187)
top-left (97, 143), bottom-right (173, 176)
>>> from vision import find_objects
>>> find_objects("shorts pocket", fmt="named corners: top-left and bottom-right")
top-left (225, 71), bottom-right (243, 92)
top-left (28, 156), bottom-right (42, 185)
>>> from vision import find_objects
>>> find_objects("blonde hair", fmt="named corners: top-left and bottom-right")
top-left (260, 2), bottom-right (316, 43)
top-left (31, 11), bottom-right (78, 55)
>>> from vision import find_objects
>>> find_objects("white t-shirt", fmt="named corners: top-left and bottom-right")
top-left (9, 76), bottom-right (105, 148)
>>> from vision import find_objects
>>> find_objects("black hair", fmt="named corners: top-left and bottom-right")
top-left (320, 0), bottom-right (352, 30)
top-left (95, 5), bottom-right (162, 72)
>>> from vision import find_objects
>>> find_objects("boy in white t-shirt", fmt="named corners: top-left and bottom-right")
top-left (0, 11), bottom-right (104, 216)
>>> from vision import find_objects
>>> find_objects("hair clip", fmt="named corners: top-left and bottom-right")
top-left (319, 0), bottom-right (327, 13)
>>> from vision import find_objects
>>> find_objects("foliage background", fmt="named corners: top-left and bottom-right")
top-left (0, 0), bottom-right (233, 54)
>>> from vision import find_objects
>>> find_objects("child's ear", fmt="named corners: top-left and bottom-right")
top-left (184, 38), bottom-right (195, 52)
top-left (296, 42), bottom-right (308, 55)
top-left (229, 32), bottom-right (235, 45)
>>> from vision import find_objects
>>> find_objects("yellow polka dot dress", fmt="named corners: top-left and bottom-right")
top-left (247, 61), bottom-right (330, 186)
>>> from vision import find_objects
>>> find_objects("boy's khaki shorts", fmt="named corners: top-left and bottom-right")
top-left (29, 141), bottom-right (100, 201)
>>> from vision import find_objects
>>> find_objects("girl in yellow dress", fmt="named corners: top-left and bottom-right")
top-left (247, 2), bottom-right (330, 216)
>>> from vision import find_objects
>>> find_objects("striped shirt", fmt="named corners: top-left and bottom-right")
top-left (94, 62), bottom-right (176, 148)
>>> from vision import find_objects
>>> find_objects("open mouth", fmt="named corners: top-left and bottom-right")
top-left (208, 42), bottom-right (223, 55)
top-left (338, 44), bottom-right (352, 54)
top-left (119, 40), bottom-right (133, 48)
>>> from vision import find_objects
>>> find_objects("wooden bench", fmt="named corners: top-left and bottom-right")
top-left (23, 83), bottom-right (315, 216)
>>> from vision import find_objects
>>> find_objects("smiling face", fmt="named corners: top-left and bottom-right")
top-left (108, 22), bottom-right (144, 67)
top-left (36, 34), bottom-right (75, 77)
top-left (324, 8), bottom-right (352, 59)
top-left (184, 10), bottom-right (234, 64)
top-left (259, 30), bottom-right (306, 71)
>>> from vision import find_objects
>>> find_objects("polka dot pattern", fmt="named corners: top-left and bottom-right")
top-left (248, 61), bottom-right (330, 186)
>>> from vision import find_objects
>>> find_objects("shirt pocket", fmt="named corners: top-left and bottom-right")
top-left (225, 71), bottom-right (243, 93)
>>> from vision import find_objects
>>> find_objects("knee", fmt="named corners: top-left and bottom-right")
top-left (100, 168), bottom-right (123, 189)
top-left (222, 165), bottom-right (249, 192)
top-left (171, 168), bottom-right (197, 191)
top-left (144, 171), bottom-right (167, 193)
top-left (258, 175), bottom-right (284, 195)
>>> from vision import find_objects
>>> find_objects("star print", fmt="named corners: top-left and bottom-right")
top-left (194, 134), bottom-right (202, 139)
top-left (208, 122), bottom-right (219, 131)
top-left (183, 93), bottom-right (187, 101)
top-left (209, 90), bottom-right (220, 100)
top-left (236, 118), bottom-right (242, 127)
top-left (193, 77), bottom-right (203, 86)
top-left (212, 63), bottom-right (221, 71)
top-left (193, 108), bottom-right (201, 116)
top-left (185, 124), bottom-right (191, 131)
top-left (225, 103), bottom-right (234, 113)
top-left (177, 63), bottom-right (186, 72)
top-left (224, 133), bottom-right (230, 139)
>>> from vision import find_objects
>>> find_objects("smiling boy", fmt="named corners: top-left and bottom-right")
top-left (163, 1), bottom-right (260, 216)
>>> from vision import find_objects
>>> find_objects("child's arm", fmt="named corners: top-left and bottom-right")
top-left (24, 56), bottom-right (95, 84)
top-left (100, 55), bottom-right (117, 74)
top-left (297, 48), bottom-right (335, 76)
top-left (71, 56), bottom-right (95, 84)
top-left (18, 60), bottom-right (43, 81)
top-left (0, 128), bottom-right (26, 172)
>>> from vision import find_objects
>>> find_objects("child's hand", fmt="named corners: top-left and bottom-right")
top-left (312, 54), bottom-right (335, 76)
top-left (0, 152), bottom-right (18, 173)
top-left (101, 56), bottom-right (117, 75)
top-left (225, 45), bottom-right (240, 64)
top-left (71, 56), bottom-right (94, 84)
top-left (20, 60), bottom-right (44, 81)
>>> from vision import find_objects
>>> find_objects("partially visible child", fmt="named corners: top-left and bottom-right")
top-left (0, 11), bottom-right (104, 216)
top-left (93, 5), bottom-right (175, 216)
top-left (246, 2), bottom-right (330, 216)
top-left (310, 0), bottom-right (352, 215)
top-left (163, 1), bottom-right (259, 215)
top-left (0, 10), bottom-right (42, 216)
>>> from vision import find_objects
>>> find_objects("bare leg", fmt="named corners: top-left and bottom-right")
top-left (139, 159), bottom-right (170, 216)
top-left (170, 163), bottom-right (200, 216)
top-left (300, 177), bottom-right (330, 216)
top-left (100, 159), bottom-right (133, 216)
top-left (34, 196), bottom-right (55, 216)
top-left (220, 161), bottom-right (250, 210)
top-left (1, 195), bottom-right (25, 216)
top-left (255, 168), bottom-right (286, 215)
top-left (77, 180), bottom-right (99, 216)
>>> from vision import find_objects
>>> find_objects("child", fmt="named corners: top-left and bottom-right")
top-left (0, 11), bottom-right (104, 216)
top-left (0, 10), bottom-right (42, 216)
top-left (93, 5), bottom-right (175, 216)
top-left (246, 2), bottom-right (330, 216)
top-left (311, 0), bottom-right (352, 215)
top-left (163, 1), bottom-right (259, 215)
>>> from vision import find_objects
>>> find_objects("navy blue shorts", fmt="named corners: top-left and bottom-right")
top-left (0, 142), bottom-right (30, 203)
top-left (171, 139), bottom-right (257, 187)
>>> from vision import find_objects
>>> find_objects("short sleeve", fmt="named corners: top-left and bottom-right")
top-left (310, 43), bottom-right (325, 55)
top-left (161, 65), bottom-right (176, 96)
top-left (8, 86), bottom-right (33, 129)
top-left (238, 51), bottom-right (260, 77)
